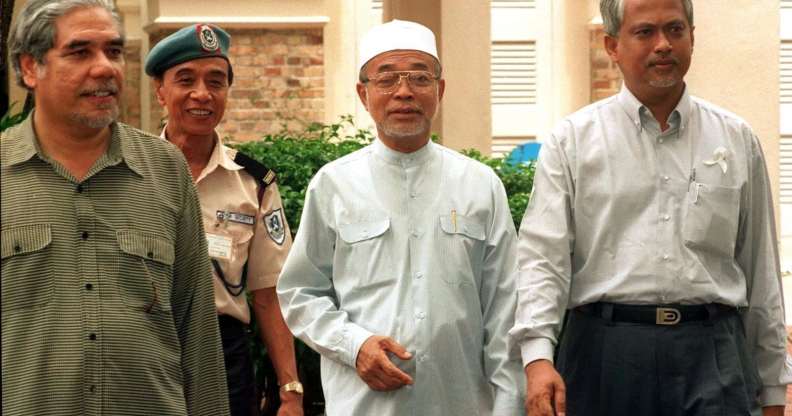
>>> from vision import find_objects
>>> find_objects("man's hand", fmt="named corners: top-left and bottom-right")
top-left (762, 406), bottom-right (784, 416)
top-left (525, 359), bottom-right (566, 416)
top-left (355, 335), bottom-right (414, 391)
top-left (277, 391), bottom-right (304, 416)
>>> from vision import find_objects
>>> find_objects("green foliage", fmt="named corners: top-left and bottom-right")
top-left (233, 115), bottom-right (374, 235)
top-left (1, 102), bottom-right (31, 133)
top-left (460, 149), bottom-right (535, 230)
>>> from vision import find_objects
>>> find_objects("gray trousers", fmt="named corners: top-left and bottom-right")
top-left (556, 306), bottom-right (762, 416)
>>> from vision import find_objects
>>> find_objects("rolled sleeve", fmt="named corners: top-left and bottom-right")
top-left (247, 183), bottom-right (292, 291)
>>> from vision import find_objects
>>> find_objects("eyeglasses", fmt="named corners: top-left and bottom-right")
top-left (363, 71), bottom-right (439, 94)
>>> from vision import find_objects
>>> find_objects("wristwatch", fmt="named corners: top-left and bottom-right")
top-left (280, 381), bottom-right (304, 395)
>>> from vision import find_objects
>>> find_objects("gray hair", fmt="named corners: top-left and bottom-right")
top-left (8, 0), bottom-right (124, 89)
top-left (600, 0), bottom-right (694, 37)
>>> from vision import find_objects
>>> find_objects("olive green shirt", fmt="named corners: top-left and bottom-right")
top-left (1, 115), bottom-right (229, 416)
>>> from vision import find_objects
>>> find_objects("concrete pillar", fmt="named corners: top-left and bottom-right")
top-left (382, 0), bottom-right (490, 153)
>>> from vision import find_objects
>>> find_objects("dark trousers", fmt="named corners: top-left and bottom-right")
top-left (556, 305), bottom-right (762, 416)
top-left (219, 315), bottom-right (259, 416)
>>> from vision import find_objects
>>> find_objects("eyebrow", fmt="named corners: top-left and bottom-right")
top-left (64, 37), bottom-right (125, 50)
top-left (376, 62), bottom-right (431, 72)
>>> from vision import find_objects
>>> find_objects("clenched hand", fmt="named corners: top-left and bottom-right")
top-left (355, 335), bottom-right (414, 391)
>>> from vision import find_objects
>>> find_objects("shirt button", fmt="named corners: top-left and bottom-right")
top-left (410, 192), bottom-right (417, 199)
top-left (13, 244), bottom-right (21, 252)
top-left (662, 254), bottom-right (670, 261)
top-left (147, 251), bottom-right (154, 258)
top-left (415, 272), bottom-right (423, 279)
top-left (89, 333), bottom-right (97, 340)
top-left (658, 138), bottom-right (665, 144)
top-left (85, 283), bottom-right (93, 290)
top-left (76, 184), bottom-right (84, 193)
top-left (663, 176), bottom-right (670, 182)
top-left (81, 231), bottom-right (89, 240)
top-left (416, 311), bottom-right (425, 319)
top-left (411, 229), bottom-right (420, 238)
top-left (89, 385), bottom-right (96, 393)
top-left (662, 214), bottom-right (670, 222)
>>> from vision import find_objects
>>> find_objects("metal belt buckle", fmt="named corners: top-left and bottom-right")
top-left (656, 307), bottom-right (681, 325)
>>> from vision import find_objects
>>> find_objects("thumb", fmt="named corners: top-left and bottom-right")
top-left (382, 338), bottom-right (412, 360)
top-left (554, 379), bottom-right (566, 416)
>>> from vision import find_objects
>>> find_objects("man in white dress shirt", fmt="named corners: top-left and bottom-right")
top-left (511, 1), bottom-right (790, 415)
top-left (277, 19), bottom-right (525, 416)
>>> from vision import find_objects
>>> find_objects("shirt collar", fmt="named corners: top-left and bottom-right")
top-left (5, 112), bottom-right (142, 176)
top-left (617, 83), bottom-right (692, 134)
top-left (371, 138), bottom-right (435, 167)
top-left (160, 124), bottom-right (242, 178)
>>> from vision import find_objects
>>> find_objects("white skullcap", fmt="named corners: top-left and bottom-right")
top-left (358, 19), bottom-right (439, 73)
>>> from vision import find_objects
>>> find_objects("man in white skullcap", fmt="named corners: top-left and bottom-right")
top-left (277, 19), bottom-right (525, 416)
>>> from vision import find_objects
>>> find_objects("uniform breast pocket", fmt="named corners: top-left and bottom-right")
top-left (1, 224), bottom-right (54, 312)
top-left (438, 214), bottom-right (486, 285)
top-left (116, 230), bottom-right (175, 313)
top-left (337, 218), bottom-right (391, 286)
top-left (682, 183), bottom-right (740, 258)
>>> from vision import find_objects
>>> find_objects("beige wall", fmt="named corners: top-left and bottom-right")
top-left (685, 0), bottom-right (780, 210)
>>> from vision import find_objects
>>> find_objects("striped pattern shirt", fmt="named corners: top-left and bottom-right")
top-left (1, 115), bottom-right (230, 416)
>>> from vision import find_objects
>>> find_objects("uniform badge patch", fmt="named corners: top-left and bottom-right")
top-left (264, 209), bottom-right (286, 245)
top-left (198, 25), bottom-right (219, 52)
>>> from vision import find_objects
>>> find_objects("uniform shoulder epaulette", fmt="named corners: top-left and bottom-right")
top-left (233, 150), bottom-right (276, 186)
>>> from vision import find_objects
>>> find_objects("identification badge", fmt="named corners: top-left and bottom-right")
top-left (206, 233), bottom-right (233, 260)
top-left (216, 210), bottom-right (255, 225)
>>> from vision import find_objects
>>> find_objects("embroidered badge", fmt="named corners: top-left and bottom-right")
top-left (703, 146), bottom-right (730, 174)
top-left (198, 25), bottom-right (219, 52)
top-left (264, 209), bottom-right (286, 245)
top-left (216, 210), bottom-right (255, 225)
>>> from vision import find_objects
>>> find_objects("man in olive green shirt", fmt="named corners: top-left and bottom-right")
top-left (1, 1), bottom-right (229, 415)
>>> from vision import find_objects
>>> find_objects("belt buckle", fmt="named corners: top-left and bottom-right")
top-left (656, 307), bottom-right (681, 325)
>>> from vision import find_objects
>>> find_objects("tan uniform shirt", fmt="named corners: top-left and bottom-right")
top-left (165, 130), bottom-right (292, 324)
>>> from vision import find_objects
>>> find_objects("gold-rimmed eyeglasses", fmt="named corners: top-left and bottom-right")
top-left (363, 71), bottom-right (440, 94)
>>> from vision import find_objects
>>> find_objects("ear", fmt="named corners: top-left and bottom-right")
top-left (690, 25), bottom-right (695, 50)
top-left (604, 34), bottom-right (619, 63)
top-left (154, 79), bottom-right (167, 106)
top-left (437, 79), bottom-right (446, 102)
top-left (356, 82), bottom-right (369, 111)
top-left (19, 54), bottom-right (41, 89)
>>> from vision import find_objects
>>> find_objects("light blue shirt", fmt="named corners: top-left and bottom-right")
top-left (278, 139), bottom-right (524, 415)
top-left (511, 85), bottom-right (791, 405)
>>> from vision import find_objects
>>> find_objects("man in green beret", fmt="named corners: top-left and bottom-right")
top-left (145, 24), bottom-right (303, 416)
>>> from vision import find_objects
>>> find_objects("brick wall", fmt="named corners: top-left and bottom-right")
top-left (120, 40), bottom-right (142, 129)
top-left (147, 28), bottom-right (324, 141)
top-left (589, 25), bottom-right (622, 102)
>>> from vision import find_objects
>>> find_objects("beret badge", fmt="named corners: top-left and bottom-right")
top-left (198, 25), bottom-right (220, 52)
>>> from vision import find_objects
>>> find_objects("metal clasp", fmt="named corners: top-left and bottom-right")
top-left (656, 307), bottom-right (681, 325)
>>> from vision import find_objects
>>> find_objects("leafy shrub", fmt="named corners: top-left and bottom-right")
top-left (1, 103), bottom-right (32, 133)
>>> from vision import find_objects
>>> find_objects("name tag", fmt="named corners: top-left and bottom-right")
top-left (216, 210), bottom-right (255, 225)
top-left (206, 233), bottom-right (233, 260)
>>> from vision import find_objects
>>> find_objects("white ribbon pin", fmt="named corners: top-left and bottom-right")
top-left (703, 146), bottom-right (729, 174)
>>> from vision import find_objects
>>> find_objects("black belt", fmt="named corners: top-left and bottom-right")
top-left (575, 302), bottom-right (737, 325)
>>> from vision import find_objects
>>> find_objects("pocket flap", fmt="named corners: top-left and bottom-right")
top-left (339, 219), bottom-right (390, 244)
top-left (439, 214), bottom-right (485, 240)
top-left (117, 230), bottom-right (175, 265)
top-left (2, 224), bottom-right (52, 259)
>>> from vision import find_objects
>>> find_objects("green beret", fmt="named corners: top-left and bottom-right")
top-left (145, 24), bottom-right (233, 84)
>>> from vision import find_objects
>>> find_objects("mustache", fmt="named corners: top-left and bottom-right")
top-left (648, 55), bottom-right (680, 67)
top-left (78, 81), bottom-right (120, 95)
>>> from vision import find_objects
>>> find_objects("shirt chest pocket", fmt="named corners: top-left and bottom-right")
top-left (116, 230), bottom-right (175, 313)
top-left (1, 224), bottom-right (54, 312)
top-left (682, 183), bottom-right (740, 258)
top-left (438, 214), bottom-right (486, 285)
top-left (337, 219), bottom-right (392, 286)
